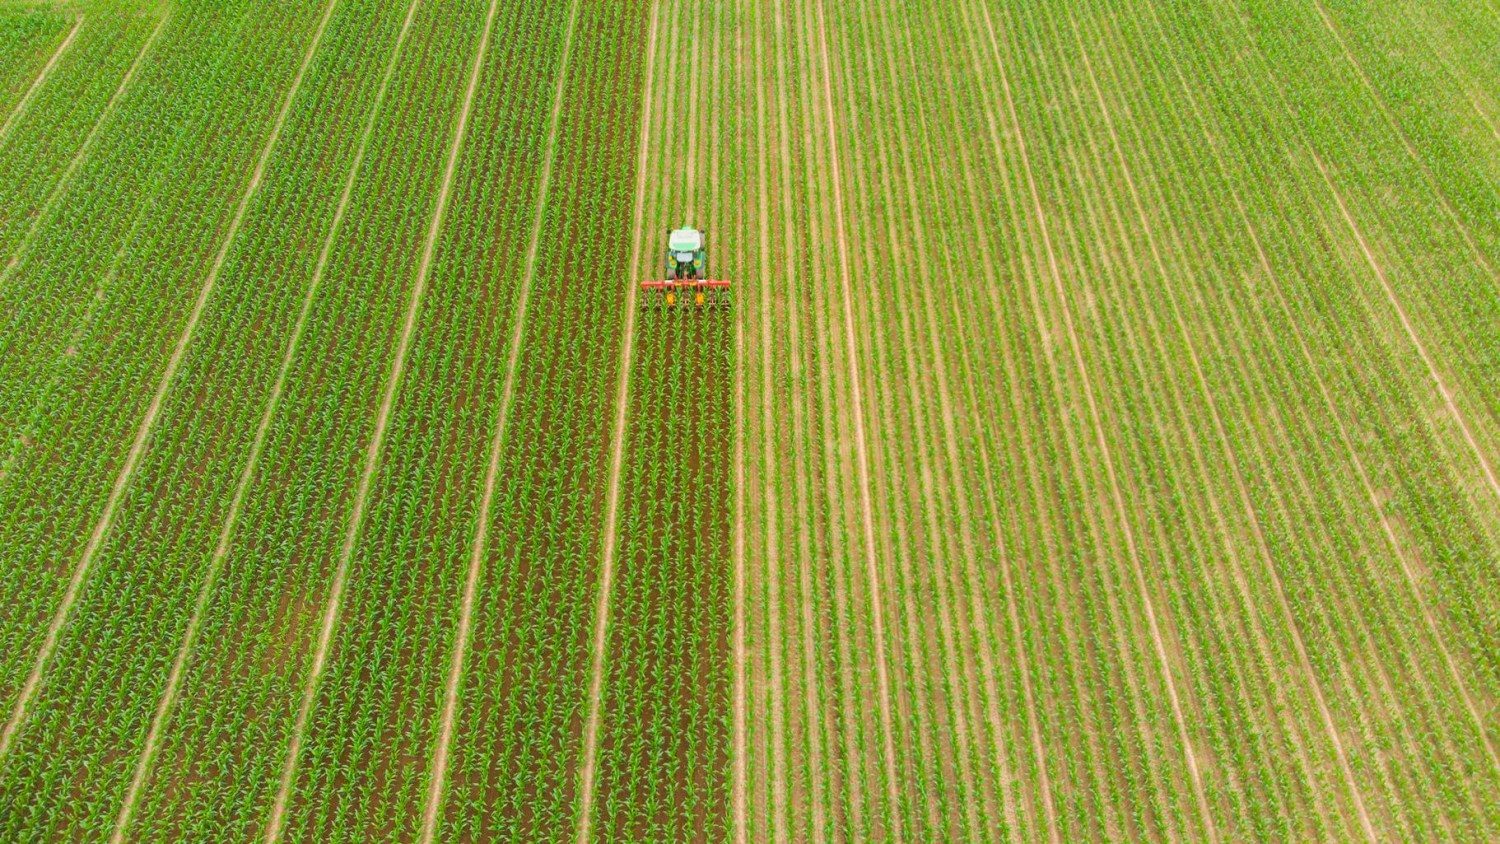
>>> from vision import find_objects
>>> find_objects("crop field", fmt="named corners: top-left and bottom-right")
top-left (0, 0), bottom-right (1497, 841)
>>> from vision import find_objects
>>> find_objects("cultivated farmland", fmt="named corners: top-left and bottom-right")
top-left (0, 0), bottom-right (1496, 841)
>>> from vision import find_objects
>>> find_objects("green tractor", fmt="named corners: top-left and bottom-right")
top-left (640, 226), bottom-right (730, 306)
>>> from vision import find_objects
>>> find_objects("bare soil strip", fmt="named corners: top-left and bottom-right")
top-left (0, 14), bottom-right (167, 292)
top-left (414, 4), bottom-right (582, 841)
top-left (104, 4), bottom-right (424, 841)
top-left (1309, 0), bottom-right (1500, 287)
top-left (570, 3), bottom-right (661, 840)
top-left (0, 14), bottom-right (83, 144)
top-left (809, 1), bottom-right (904, 838)
top-left (260, 1), bottom-right (500, 838)
top-left (1068, 18), bottom-right (1379, 841)
top-left (0, 0), bottom-right (340, 763)
top-left (977, 7), bottom-right (1218, 840)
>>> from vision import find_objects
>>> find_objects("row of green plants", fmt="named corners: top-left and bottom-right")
top-left (433, 1), bottom-right (653, 838)
top-left (725, 0), bottom-right (1500, 841)
top-left (0, 10), bottom-right (68, 114)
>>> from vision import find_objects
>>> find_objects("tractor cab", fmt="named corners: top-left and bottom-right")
top-left (666, 227), bottom-right (707, 279)
top-left (640, 226), bottom-right (730, 307)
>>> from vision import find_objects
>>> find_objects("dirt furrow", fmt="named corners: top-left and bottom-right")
top-left (0, 13), bottom-right (83, 144)
top-left (570, 1), bottom-right (662, 839)
top-left (261, 1), bottom-right (498, 838)
top-left (0, 0), bottom-right (339, 764)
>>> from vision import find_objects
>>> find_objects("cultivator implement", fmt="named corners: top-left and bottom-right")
top-left (641, 226), bottom-right (731, 308)
top-left (639, 278), bottom-right (731, 307)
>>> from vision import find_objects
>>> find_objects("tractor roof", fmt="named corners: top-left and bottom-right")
top-left (668, 228), bottom-right (703, 252)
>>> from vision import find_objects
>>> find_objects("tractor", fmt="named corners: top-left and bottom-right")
top-left (640, 226), bottom-right (730, 306)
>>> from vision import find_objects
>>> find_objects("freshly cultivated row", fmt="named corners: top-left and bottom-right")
top-left (434, 2), bottom-right (651, 838)
top-left (0, 0), bottom-right (1496, 840)
top-left (0, 0), bottom-right (330, 741)
top-left (582, 1), bottom-right (737, 837)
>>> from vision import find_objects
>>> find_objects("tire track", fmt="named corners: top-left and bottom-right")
top-left (570, 1), bottom-right (661, 838)
top-left (415, 3), bottom-right (582, 840)
top-left (0, 14), bottom-right (83, 144)
top-left (1067, 14), bottom-right (1379, 841)
top-left (809, 1), bottom-right (904, 838)
top-left (105, 4), bottom-right (423, 841)
top-left (260, 1), bottom-right (499, 837)
top-left (0, 0), bottom-right (339, 763)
